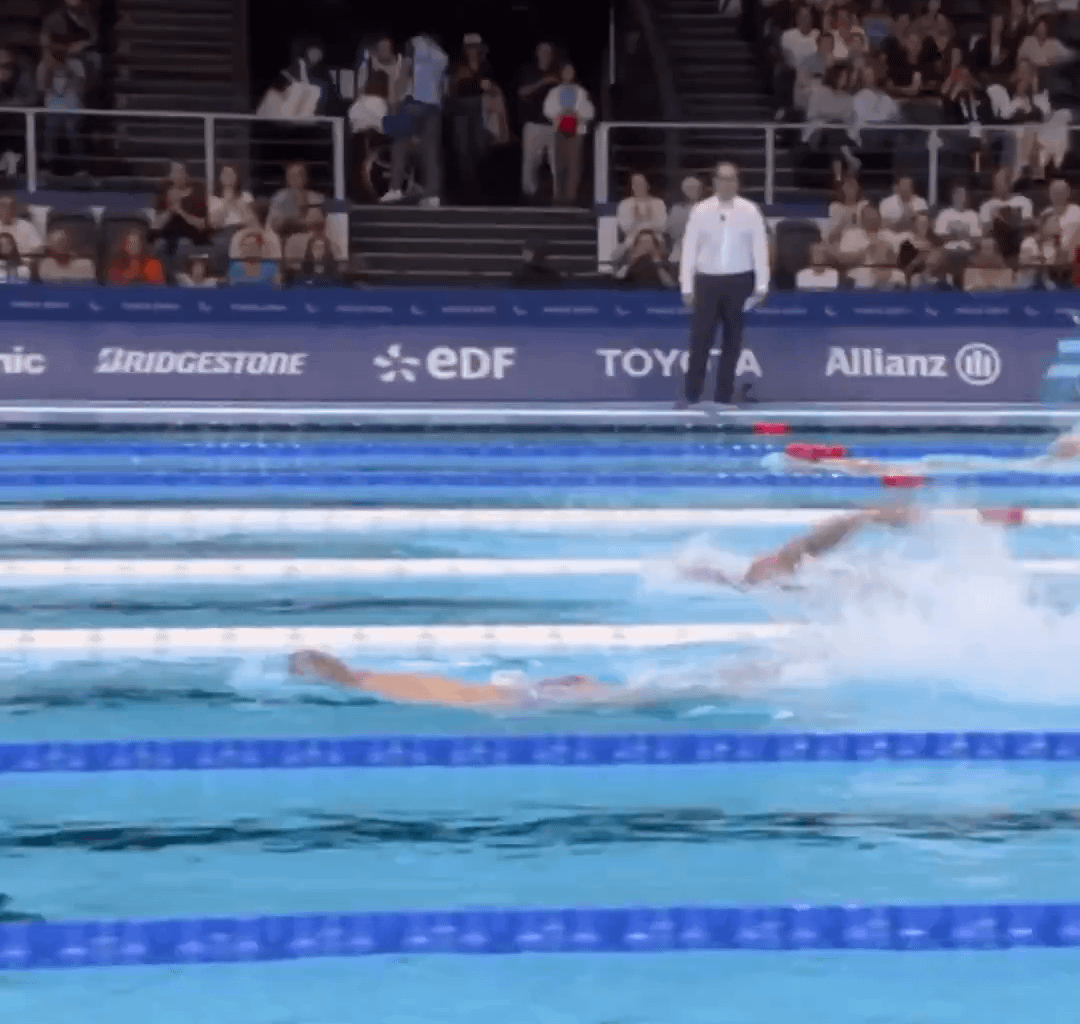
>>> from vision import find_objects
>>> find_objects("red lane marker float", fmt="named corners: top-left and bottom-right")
top-left (882, 475), bottom-right (924, 488)
top-left (981, 507), bottom-right (1025, 526)
top-left (753, 423), bottom-right (790, 435)
top-left (785, 443), bottom-right (847, 462)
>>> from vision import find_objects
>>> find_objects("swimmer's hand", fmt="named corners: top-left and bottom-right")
top-left (289, 650), bottom-right (321, 677)
top-left (868, 506), bottom-right (918, 528)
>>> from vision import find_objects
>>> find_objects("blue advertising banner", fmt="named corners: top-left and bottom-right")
top-left (0, 286), bottom-right (1075, 403)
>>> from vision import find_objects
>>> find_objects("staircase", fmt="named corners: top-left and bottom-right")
top-left (352, 207), bottom-right (601, 286)
top-left (649, 0), bottom-right (797, 203)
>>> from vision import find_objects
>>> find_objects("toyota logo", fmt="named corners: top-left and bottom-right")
top-left (955, 343), bottom-right (1001, 386)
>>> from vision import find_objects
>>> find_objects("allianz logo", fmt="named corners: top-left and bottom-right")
top-left (0, 346), bottom-right (46, 375)
top-left (826, 343), bottom-right (1001, 385)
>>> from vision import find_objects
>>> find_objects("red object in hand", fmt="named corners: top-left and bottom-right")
top-left (557, 115), bottom-right (578, 135)
top-left (882, 474), bottom-right (924, 488)
top-left (981, 507), bottom-right (1025, 526)
top-left (753, 422), bottom-right (790, 435)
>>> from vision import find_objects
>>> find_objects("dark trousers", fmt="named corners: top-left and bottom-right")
top-left (684, 271), bottom-right (755, 403)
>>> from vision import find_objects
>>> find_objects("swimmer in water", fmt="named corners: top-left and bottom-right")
top-left (768, 428), bottom-right (1080, 477)
top-left (288, 650), bottom-right (616, 709)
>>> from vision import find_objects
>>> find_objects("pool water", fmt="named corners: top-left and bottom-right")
top-left (4, 427), bottom-right (1080, 1023)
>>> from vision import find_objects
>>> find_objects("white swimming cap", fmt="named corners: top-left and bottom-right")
top-left (760, 452), bottom-right (789, 472)
top-left (490, 670), bottom-right (526, 688)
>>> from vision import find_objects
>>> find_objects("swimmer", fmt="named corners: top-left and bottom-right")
top-left (289, 650), bottom-right (615, 709)
top-left (766, 427), bottom-right (1080, 476)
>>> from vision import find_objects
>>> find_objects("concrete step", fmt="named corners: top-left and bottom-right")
top-left (355, 236), bottom-right (595, 256)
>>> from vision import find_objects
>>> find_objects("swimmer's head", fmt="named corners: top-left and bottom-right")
top-left (534, 675), bottom-right (603, 700)
top-left (1054, 432), bottom-right (1080, 459)
top-left (491, 670), bottom-right (526, 688)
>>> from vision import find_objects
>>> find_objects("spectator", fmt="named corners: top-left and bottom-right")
top-left (825, 173), bottom-right (868, 243)
top-left (793, 32), bottom-right (836, 113)
top-left (935, 182), bottom-right (982, 253)
top-left (292, 236), bottom-right (341, 287)
top-left (177, 254), bottom-right (219, 288)
top-left (795, 241), bottom-right (840, 289)
top-left (267, 37), bottom-right (341, 119)
top-left (40, 0), bottom-right (101, 88)
top-left (616, 173), bottom-right (667, 257)
top-left (897, 210), bottom-right (935, 269)
top-left (0, 233), bottom-right (30, 284)
top-left (542, 62), bottom-right (594, 206)
top-left (37, 227), bottom-right (95, 283)
top-left (349, 66), bottom-right (390, 138)
top-left (283, 207), bottom-right (346, 271)
top-left (987, 60), bottom-right (1066, 178)
top-left (0, 195), bottom-right (42, 256)
top-left (964, 235), bottom-right (1015, 289)
top-left (862, 0), bottom-right (894, 49)
top-left (381, 33), bottom-right (449, 207)
top-left (849, 239), bottom-right (906, 288)
top-left (511, 238), bottom-right (562, 286)
top-left (912, 0), bottom-right (945, 37)
top-left (1018, 210), bottom-right (1068, 286)
top-left (941, 65), bottom-right (994, 168)
top-left (1045, 178), bottom-right (1080, 251)
top-left (831, 7), bottom-right (867, 61)
top-left (980, 164), bottom-right (1034, 257)
top-left (879, 173), bottom-right (929, 230)
top-left (36, 53), bottom-right (85, 170)
top-left (228, 232), bottom-right (281, 287)
top-left (909, 247), bottom-right (955, 289)
top-left (516, 42), bottom-right (561, 202)
top-left (1018, 18), bottom-right (1076, 92)
top-left (1002, 0), bottom-right (1036, 59)
top-left (619, 231), bottom-right (676, 288)
top-left (229, 217), bottom-right (283, 263)
top-left (150, 161), bottom-right (209, 274)
top-left (667, 175), bottom-right (703, 265)
top-left (835, 204), bottom-right (900, 266)
top-left (107, 228), bottom-right (165, 286)
top-left (268, 161), bottom-right (324, 240)
top-left (449, 34), bottom-right (497, 202)
top-left (355, 34), bottom-right (407, 109)
top-left (887, 30), bottom-right (930, 97)
top-left (208, 163), bottom-right (255, 272)
top-left (803, 63), bottom-right (858, 183)
top-left (782, 7), bottom-right (820, 68)
top-left (0, 48), bottom-right (33, 179)
top-left (853, 63), bottom-right (902, 156)
top-left (969, 12), bottom-right (1014, 79)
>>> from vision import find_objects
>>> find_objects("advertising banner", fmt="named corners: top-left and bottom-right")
top-left (0, 286), bottom-right (1074, 403)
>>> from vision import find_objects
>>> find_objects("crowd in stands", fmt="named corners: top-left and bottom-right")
top-left (343, 33), bottom-right (595, 206)
top-left (0, 157), bottom-right (354, 288)
top-left (0, 0), bottom-right (104, 179)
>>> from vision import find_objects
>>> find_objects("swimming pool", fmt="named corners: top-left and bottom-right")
top-left (5, 423), bottom-right (1080, 1024)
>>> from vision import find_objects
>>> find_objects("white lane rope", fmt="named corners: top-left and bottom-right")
top-left (0, 557), bottom-right (1077, 584)
top-left (0, 623), bottom-right (792, 655)
top-left (0, 507), bottom-right (1072, 538)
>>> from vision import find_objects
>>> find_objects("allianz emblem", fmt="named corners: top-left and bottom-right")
top-left (954, 343), bottom-right (1001, 386)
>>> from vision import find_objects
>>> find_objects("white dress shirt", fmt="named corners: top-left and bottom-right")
top-left (679, 195), bottom-right (770, 297)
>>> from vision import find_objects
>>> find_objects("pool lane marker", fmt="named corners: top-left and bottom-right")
top-left (0, 506), bottom-right (1062, 536)
top-left (0, 557), bottom-right (1076, 584)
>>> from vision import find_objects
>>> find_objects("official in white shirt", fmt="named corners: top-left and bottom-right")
top-left (678, 161), bottom-right (770, 407)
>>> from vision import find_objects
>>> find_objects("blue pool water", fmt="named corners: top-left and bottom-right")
top-left (5, 427), bottom-right (1080, 1022)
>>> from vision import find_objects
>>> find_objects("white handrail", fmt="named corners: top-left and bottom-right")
top-left (0, 105), bottom-right (344, 199)
top-left (595, 120), bottom-right (1042, 207)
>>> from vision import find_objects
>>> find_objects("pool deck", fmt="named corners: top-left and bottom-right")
top-left (0, 402), bottom-right (1078, 431)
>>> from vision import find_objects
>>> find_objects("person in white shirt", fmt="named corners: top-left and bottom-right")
top-left (835, 205), bottom-right (901, 266)
top-left (0, 194), bottom-right (42, 256)
top-left (1018, 211), bottom-right (1069, 286)
top-left (1017, 18), bottom-right (1075, 68)
top-left (782, 7), bottom-right (820, 67)
top-left (934, 182), bottom-right (982, 253)
top-left (542, 62), bottom-right (595, 205)
top-left (878, 174), bottom-right (928, 230)
top-left (848, 240), bottom-right (906, 289)
top-left (825, 173), bottom-right (868, 243)
top-left (1044, 177), bottom-right (1080, 252)
top-left (978, 165), bottom-right (1034, 229)
top-left (678, 161), bottom-right (769, 409)
top-left (796, 242), bottom-right (839, 290)
top-left (616, 172), bottom-right (667, 257)
top-left (851, 63), bottom-right (901, 153)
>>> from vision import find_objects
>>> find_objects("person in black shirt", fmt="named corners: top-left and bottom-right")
top-left (969, 12), bottom-right (1015, 80)
top-left (515, 42), bottom-right (561, 201)
top-left (511, 239), bottom-right (562, 287)
top-left (449, 33), bottom-right (496, 201)
top-left (40, 0), bottom-right (100, 89)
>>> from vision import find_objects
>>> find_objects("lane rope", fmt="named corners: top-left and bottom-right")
top-left (0, 506), bottom-right (1065, 535)
top-left (2, 901), bottom-right (1079, 967)
top-left (4, 730), bottom-right (1080, 774)
top-left (0, 623), bottom-right (792, 655)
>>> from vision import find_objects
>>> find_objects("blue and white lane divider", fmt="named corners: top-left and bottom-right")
top-left (0, 441), bottom-right (1051, 460)
top-left (0, 507), bottom-right (1073, 537)
top-left (6, 731), bottom-right (1080, 773)
top-left (4, 902), bottom-right (1080, 968)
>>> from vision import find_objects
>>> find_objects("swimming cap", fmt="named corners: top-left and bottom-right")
top-left (760, 452), bottom-right (789, 472)
top-left (490, 670), bottom-right (526, 688)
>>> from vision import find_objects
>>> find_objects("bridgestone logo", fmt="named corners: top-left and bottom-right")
top-left (95, 349), bottom-right (308, 375)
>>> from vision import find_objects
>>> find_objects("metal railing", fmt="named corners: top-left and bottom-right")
top-left (0, 106), bottom-right (346, 199)
top-left (595, 120), bottom-right (1064, 207)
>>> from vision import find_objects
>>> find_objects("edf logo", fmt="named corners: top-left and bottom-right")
top-left (954, 343), bottom-right (1001, 386)
top-left (374, 344), bottom-right (516, 383)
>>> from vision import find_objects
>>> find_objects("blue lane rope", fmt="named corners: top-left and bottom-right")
top-left (4, 902), bottom-right (1080, 968)
top-left (0, 442), bottom-right (1049, 459)
top-left (5, 731), bottom-right (1080, 774)
top-left (0, 471), bottom-right (1073, 487)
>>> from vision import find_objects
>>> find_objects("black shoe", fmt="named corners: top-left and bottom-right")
top-left (674, 399), bottom-right (698, 410)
